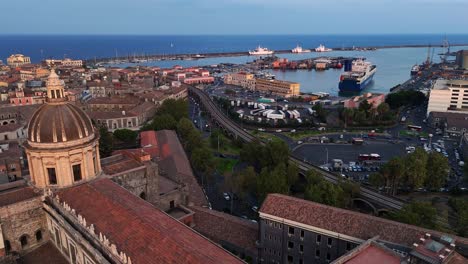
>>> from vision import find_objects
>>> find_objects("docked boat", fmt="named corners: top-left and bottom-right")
top-left (292, 45), bottom-right (311, 53)
top-left (410, 64), bottom-right (420, 76)
top-left (249, 46), bottom-right (274, 56)
top-left (315, 44), bottom-right (332, 52)
top-left (339, 59), bottom-right (377, 92)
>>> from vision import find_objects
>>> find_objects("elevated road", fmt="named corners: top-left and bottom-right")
top-left (189, 86), bottom-right (405, 211)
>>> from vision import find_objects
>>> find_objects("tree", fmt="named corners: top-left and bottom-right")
top-left (369, 172), bottom-right (385, 188)
top-left (240, 140), bottom-right (264, 169)
top-left (262, 140), bottom-right (290, 169)
top-left (464, 159), bottom-right (468, 182)
top-left (353, 110), bottom-right (366, 125)
top-left (404, 148), bottom-right (428, 189)
top-left (358, 99), bottom-right (372, 116)
top-left (312, 103), bottom-right (327, 122)
top-left (186, 129), bottom-right (203, 152)
top-left (190, 147), bottom-right (215, 174)
top-left (113, 129), bottom-right (137, 144)
top-left (425, 152), bottom-right (449, 189)
top-left (157, 99), bottom-right (189, 121)
top-left (388, 202), bottom-right (438, 229)
top-left (306, 169), bottom-right (323, 185)
top-left (210, 129), bottom-right (226, 151)
top-left (256, 163), bottom-right (289, 201)
top-left (177, 118), bottom-right (195, 142)
top-left (376, 103), bottom-right (390, 118)
top-left (99, 126), bottom-right (114, 158)
top-left (339, 179), bottom-right (360, 207)
top-left (287, 163), bottom-right (299, 191)
top-left (381, 157), bottom-right (405, 195)
top-left (305, 180), bottom-right (345, 207)
top-left (152, 114), bottom-right (177, 131)
top-left (342, 108), bottom-right (354, 127)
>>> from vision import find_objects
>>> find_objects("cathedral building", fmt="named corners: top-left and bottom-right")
top-left (0, 70), bottom-right (243, 264)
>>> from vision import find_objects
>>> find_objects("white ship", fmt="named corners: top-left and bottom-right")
top-left (249, 46), bottom-right (274, 56)
top-left (291, 45), bottom-right (311, 53)
top-left (315, 44), bottom-right (333, 52)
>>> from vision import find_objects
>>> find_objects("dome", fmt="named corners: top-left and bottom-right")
top-left (28, 103), bottom-right (95, 145)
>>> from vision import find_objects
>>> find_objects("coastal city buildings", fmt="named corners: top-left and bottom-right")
top-left (224, 72), bottom-right (256, 90)
top-left (255, 78), bottom-right (300, 98)
top-left (456, 50), bottom-right (468, 70)
top-left (7, 54), bottom-right (31, 67)
top-left (427, 79), bottom-right (468, 116)
top-left (44, 58), bottom-right (83, 67)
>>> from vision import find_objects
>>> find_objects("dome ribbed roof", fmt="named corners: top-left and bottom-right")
top-left (28, 103), bottom-right (94, 144)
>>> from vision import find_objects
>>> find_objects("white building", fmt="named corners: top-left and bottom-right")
top-left (224, 72), bottom-right (256, 90)
top-left (427, 79), bottom-right (468, 116)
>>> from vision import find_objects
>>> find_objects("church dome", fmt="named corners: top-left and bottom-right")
top-left (27, 69), bottom-right (96, 148)
top-left (28, 103), bottom-right (95, 145)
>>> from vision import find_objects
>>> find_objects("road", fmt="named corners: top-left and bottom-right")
top-left (189, 86), bottom-right (405, 211)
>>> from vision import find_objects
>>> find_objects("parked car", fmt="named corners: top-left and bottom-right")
top-left (251, 206), bottom-right (259, 213)
top-left (223, 192), bottom-right (231, 201)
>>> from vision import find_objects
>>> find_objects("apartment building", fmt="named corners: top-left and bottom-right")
top-left (255, 78), bottom-right (300, 98)
top-left (427, 79), bottom-right (468, 116)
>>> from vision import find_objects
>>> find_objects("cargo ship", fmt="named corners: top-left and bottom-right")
top-left (410, 64), bottom-right (420, 76)
top-left (339, 59), bottom-right (377, 92)
top-left (291, 45), bottom-right (311, 53)
top-left (249, 46), bottom-right (274, 56)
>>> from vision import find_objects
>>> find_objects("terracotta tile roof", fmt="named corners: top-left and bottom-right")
top-left (0, 186), bottom-right (41, 207)
top-left (260, 194), bottom-right (468, 248)
top-left (19, 241), bottom-right (68, 264)
top-left (101, 153), bottom-right (145, 175)
top-left (447, 252), bottom-right (468, 264)
top-left (57, 179), bottom-right (242, 264)
top-left (191, 206), bottom-right (259, 254)
top-left (333, 238), bottom-right (402, 264)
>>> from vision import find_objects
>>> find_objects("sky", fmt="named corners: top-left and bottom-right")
top-left (2, 0), bottom-right (468, 35)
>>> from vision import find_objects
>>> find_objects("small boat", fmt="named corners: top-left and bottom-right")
top-left (249, 46), bottom-right (274, 56)
top-left (315, 44), bottom-right (332, 52)
top-left (292, 45), bottom-right (311, 53)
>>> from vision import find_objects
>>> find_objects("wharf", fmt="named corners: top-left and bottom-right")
top-left (87, 43), bottom-right (468, 66)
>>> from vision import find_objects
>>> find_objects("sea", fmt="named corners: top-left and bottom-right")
top-left (1, 34), bottom-right (468, 95)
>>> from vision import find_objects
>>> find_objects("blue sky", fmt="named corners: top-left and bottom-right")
top-left (3, 0), bottom-right (468, 34)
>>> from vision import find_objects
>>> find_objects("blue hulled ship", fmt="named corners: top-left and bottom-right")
top-left (339, 59), bottom-right (377, 92)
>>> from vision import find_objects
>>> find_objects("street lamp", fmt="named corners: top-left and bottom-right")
top-left (429, 133), bottom-right (433, 146)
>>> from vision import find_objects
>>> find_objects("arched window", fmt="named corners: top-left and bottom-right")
top-left (140, 192), bottom-right (146, 200)
top-left (4, 240), bottom-right (11, 253)
top-left (20, 235), bottom-right (28, 248)
top-left (35, 230), bottom-right (42, 242)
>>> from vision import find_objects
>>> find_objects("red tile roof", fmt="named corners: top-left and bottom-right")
top-left (19, 241), bottom-right (68, 264)
top-left (260, 194), bottom-right (468, 248)
top-left (191, 206), bottom-right (258, 253)
top-left (338, 243), bottom-right (401, 264)
top-left (0, 186), bottom-right (41, 207)
top-left (57, 179), bottom-right (241, 264)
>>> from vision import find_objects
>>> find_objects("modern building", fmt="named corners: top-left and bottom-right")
top-left (456, 50), bottom-right (468, 70)
top-left (259, 194), bottom-right (468, 264)
top-left (7, 54), bottom-right (31, 67)
top-left (428, 112), bottom-right (468, 138)
top-left (255, 78), bottom-right (300, 98)
top-left (343, 93), bottom-right (385, 109)
top-left (427, 79), bottom-right (468, 116)
top-left (224, 72), bottom-right (256, 90)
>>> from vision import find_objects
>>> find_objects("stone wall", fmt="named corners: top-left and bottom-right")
top-left (0, 197), bottom-right (48, 254)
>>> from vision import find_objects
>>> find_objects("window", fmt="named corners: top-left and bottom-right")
top-left (69, 241), bottom-right (77, 264)
top-left (326, 253), bottom-right (331, 261)
top-left (299, 244), bottom-right (304, 253)
top-left (288, 241), bottom-right (294, 249)
top-left (300, 230), bottom-right (305, 239)
top-left (288, 227), bottom-right (295, 235)
top-left (35, 230), bottom-right (42, 241)
top-left (316, 234), bottom-right (322, 244)
top-left (4, 240), bottom-right (11, 253)
top-left (315, 249), bottom-right (320, 258)
top-left (299, 259), bottom-right (303, 264)
top-left (346, 242), bottom-right (352, 251)
top-left (48, 168), bottom-right (57, 185)
top-left (170, 200), bottom-right (175, 208)
top-left (327, 237), bottom-right (333, 247)
top-left (287, 255), bottom-right (293, 263)
top-left (72, 164), bottom-right (82, 182)
top-left (20, 235), bottom-right (28, 248)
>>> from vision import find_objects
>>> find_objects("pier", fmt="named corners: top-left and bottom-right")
top-left (85, 43), bottom-right (468, 66)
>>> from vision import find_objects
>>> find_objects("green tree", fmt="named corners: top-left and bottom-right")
top-left (425, 152), bottom-right (449, 189)
top-left (240, 140), bottom-right (264, 169)
top-left (381, 157), bottom-right (405, 195)
top-left (342, 108), bottom-right (354, 127)
top-left (376, 103), bottom-right (390, 118)
top-left (404, 148), bottom-right (428, 189)
top-left (358, 99), bottom-right (372, 116)
top-left (113, 129), bottom-right (138, 144)
top-left (257, 163), bottom-right (289, 201)
top-left (306, 169), bottom-right (323, 185)
top-left (353, 110), bottom-right (366, 124)
top-left (262, 140), bottom-right (290, 169)
top-left (339, 179), bottom-right (360, 207)
top-left (157, 99), bottom-right (189, 121)
top-left (190, 146), bottom-right (215, 174)
top-left (388, 202), bottom-right (438, 229)
top-left (99, 126), bottom-right (114, 158)
top-left (305, 180), bottom-right (345, 207)
top-left (152, 114), bottom-right (177, 131)
top-left (177, 118), bottom-right (195, 142)
top-left (186, 129), bottom-right (203, 152)
top-left (369, 172), bottom-right (385, 188)
top-left (287, 163), bottom-right (299, 191)
top-left (210, 129), bottom-right (227, 151)
top-left (312, 103), bottom-right (327, 123)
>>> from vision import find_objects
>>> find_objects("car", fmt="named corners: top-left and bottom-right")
top-left (258, 128), bottom-right (265, 132)
top-left (297, 141), bottom-right (303, 144)
top-left (241, 215), bottom-right (248, 219)
top-left (250, 219), bottom-right (258, 223)
top-left (276, 129), bottom-right (282, 133)
top-left (251, 206), bottom-right (259, 212)
top-left (223, 192), bottom-right (231, 201)
top-left (290, 129), bottom-right (296, 133)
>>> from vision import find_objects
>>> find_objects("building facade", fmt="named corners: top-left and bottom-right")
top-left (224, 72), bottom-right (256, 90)
top-left (255, 78), bottom-right (300, 98)
top-left (7, 55), bottom-right (31, 67)
top-left (427, 79), bottom-right (468, 116)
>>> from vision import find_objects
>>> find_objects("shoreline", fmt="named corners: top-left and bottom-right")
top-left (87, 43), bottom-right (467, 65)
